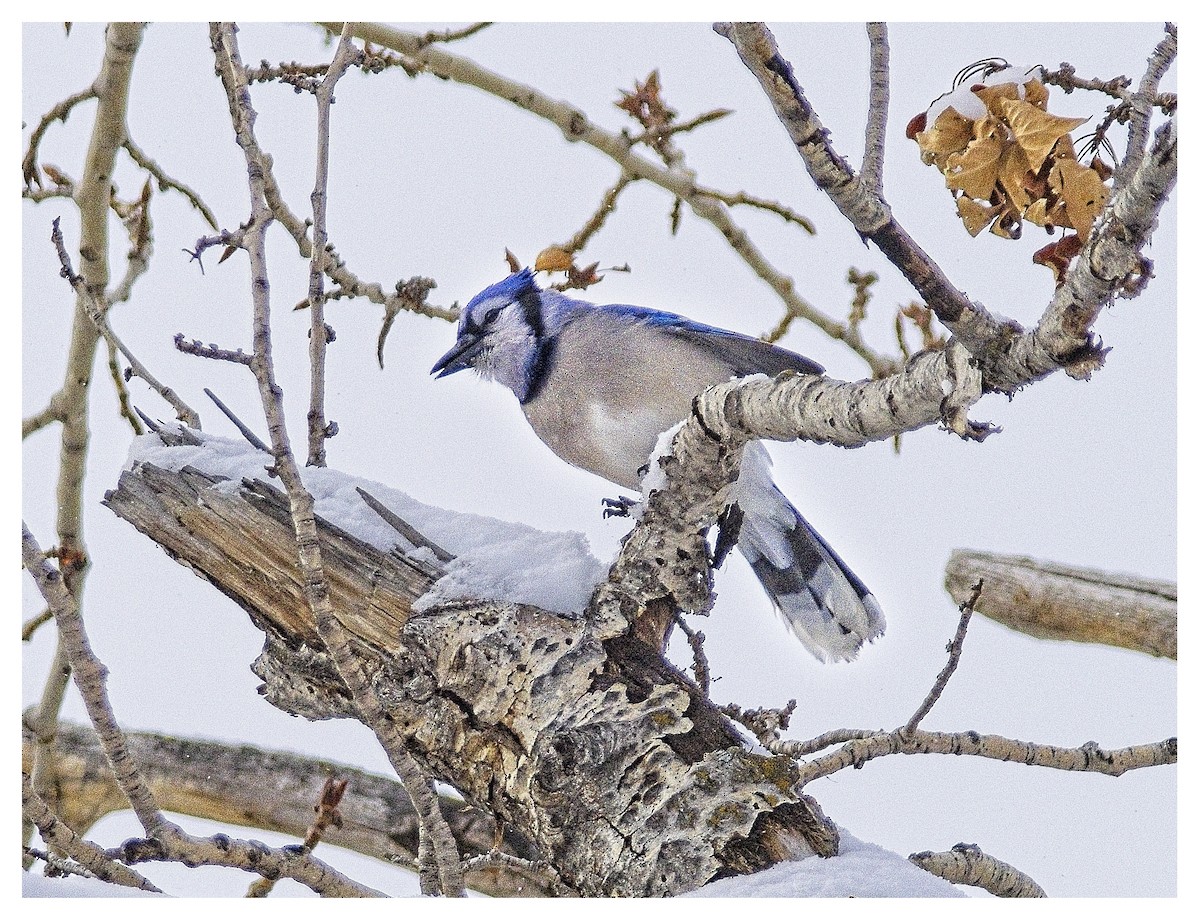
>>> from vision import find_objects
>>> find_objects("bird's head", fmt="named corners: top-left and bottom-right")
top-left (431, 268), bottom-right (547, 401)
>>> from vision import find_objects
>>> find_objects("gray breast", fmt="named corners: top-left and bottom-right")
top-left (521, 312), bottom-right (738, 490)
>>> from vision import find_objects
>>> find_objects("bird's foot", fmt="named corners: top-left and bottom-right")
top-left (602, 495), bottom-right (639, 519)
top-left (711, 502), bottom-right (744, 569)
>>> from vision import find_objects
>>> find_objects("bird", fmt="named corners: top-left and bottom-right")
top-left (430, 268), bottom-right (884, 661)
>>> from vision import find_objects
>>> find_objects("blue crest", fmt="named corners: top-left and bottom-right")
top-left (465, 267), bottom-right (540, 312)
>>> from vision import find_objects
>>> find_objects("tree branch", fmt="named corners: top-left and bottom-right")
top-left (210, 21), bottom-right (464, 896)
top-left (861, 23), bottom-right (889, 194)
top-left (945, 550), bottom-right (1176, 659)
top-left (909, 843), bottom-right (1046, 898)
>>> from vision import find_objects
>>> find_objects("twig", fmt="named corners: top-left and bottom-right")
top-left (22, 608), bottom-right (54, 642)
top-left (22, 766), bottom-right (162, 893)
top-left (174, 334), bottom-right (253, 365)
top-left (672, 614), bottom-right (711, 697)
top-left (22, 525), bottom-right (172, 835)
top-left (1116, 23), bottom-right (1177, 189)
top-left (204, 389), bottom-right (269, 452)
top-left (795, 728), bottom-right (1175, 787)
top-left (247, 776), bottom-right (349, 897)
top-left (122, 136), bottom-right (219, 230)
top-left (903, 579), bottom-right (981, 735)
top-left (909, 843), bottom-right (1046, 898)
top-left (23, 392), bottom-right (69, 439)
top-left (356, 487), bottom-right (454, 564)
top-left (862, 23), bottom-right (889, 194)
top-left (211, 22), bottom-right (464, 897)
top-left (51, 218), bottom-right (201, 429)
top-left (305, 25), bottom-right (360, 468)
top-left (693, 186), bottom-right (815, 233)
top-left (105, 338), bottom-right (143, 435)
top-left (559, 173), bottom-right (637, 255)
top-left (22, 86), bottom-right (98, 188)
top-left (410, 21), bottom-right (492, 49)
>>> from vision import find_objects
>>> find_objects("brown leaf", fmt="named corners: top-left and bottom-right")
top-left (1033, 233), bottom-right (1083, 284)
top-left (945, 132), bottom-right (1004, 200)
top-left (996, 142), bottom-right (1034, 212)
top-left (504, 248), bottom-right (522, 273)
top-left (906, 111), bottom-right (927, 140)
top-left (915, 106), bottom-right (974, 169)
top-left (971, 81), bottom-right (1020, 117)
top-left (956, 195), bottom-right (1005, 237)
top-left (1049, 158), bottom-right (1110, 239)
top-left (989, 206), bottom-right (1023, 239)
top-left (996, 97), bottom-right (1088, 172)
top-left (1023, 77), bottom-right (1049, 110)
top-left (1090, 155), bottom-right (1114, 182)
top-left (534, 246), bottom-right (574, 273)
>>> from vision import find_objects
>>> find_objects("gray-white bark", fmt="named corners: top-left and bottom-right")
top-left (945, 550), bottom-right (1176, 659)
top-left (103, 454), bottom-right (839, 897)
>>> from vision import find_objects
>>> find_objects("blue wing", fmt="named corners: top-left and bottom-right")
top-left (602, 304), bottom-right (824, 378)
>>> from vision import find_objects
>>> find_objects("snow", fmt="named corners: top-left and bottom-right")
top-left (926, 64), bottom-right (1044, 123)
top-left (687, 830), bottom-right (965, 898)
top-left (127, 430), bottom-right (608, 616)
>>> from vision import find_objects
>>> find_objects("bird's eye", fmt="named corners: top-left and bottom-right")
top-left (484, 306), bottom-right (502, 324)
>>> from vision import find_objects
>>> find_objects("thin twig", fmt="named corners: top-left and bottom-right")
top-left (247, 776), bottom-right (349, 897)
top-left (122, 136), bottom-right (220, 230)
top-left (211, 22), bottom-right (465, 897)
top-left (105, 338), bottom-right (143, 435)
top-left (22, 608), bottom-right (54, 642)
top-left (796, 728), bottom-right (1175, 787)
top-left (672, 614), bottom-right (711, 697)
top-left (903, 579), bottom-right (981, 734)
top-left (22, 86), bottom-right (98, 188)
top-left (356, 487), bottom-right (454, 565)
top-left (203, 389), bottom-right (269, 452)
top-left (174, 334), bottom-right (253, 365)
top-left (305, 25), bottom-right (360, 468)
top-left (51, 218), bottom-right (201, 428)
top-left (862, 22), bottom-right (889, 194)
top-left (559, 173), bottom-right (637, 255)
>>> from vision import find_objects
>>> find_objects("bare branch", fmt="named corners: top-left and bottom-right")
top-left (104, 338), bottom-right (143, 435)
top-left (910, 843), bottom-right (1046, 898)
top-left (862, 23), bottom-right (889, 194)
top-left (51, 218), bottom-right (201, 428)
top-left (210, 22), bottom-right (465, 897)
top-left (796, 728), bottom-right (1175, 787)
top-left (903, 579), bottom-right (981, 735)
top-left (305, 24), bottom-right (360, 468)
top-left (945, 551), bottom-right (1176, 659)
top-left (122, 136), bottom-right (219, 230)
top-left (22, 525), bottom-right (171, 835)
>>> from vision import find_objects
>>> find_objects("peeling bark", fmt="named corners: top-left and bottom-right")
top-left (103, 456), bottom-right (839, 896)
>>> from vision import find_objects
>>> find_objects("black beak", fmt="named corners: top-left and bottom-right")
top-left (431, 333), bottom-right (485, 378)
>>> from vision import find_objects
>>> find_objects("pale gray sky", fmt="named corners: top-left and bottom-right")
top-left (21, 21), bottom-right (1176, 897)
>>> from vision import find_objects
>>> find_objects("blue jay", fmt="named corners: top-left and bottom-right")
top-left (431, 268), bottom-right (884, 661)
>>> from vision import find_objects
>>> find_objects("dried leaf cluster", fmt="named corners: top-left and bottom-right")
top-left (910, 76), bottom-right (1112, 278)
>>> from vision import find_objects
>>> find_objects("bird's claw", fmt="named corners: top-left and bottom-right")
top-left (602, 495), bottom-right (639, 519)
